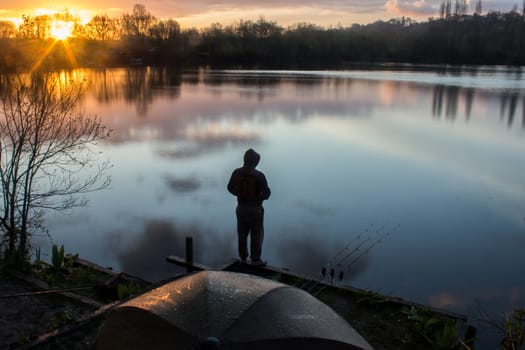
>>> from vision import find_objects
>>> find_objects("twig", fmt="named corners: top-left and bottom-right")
top-left (0, 286), bottom-right (94, 298)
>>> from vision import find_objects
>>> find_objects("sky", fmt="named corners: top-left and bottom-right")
top-left (0, 0), bottom-right (521, 28)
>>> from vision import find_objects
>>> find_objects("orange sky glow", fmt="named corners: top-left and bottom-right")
top-left (0, 0), bottom-right (518, 29)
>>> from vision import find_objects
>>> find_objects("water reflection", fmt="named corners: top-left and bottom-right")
top-left (465, 88), bottom-right (474, 120)
top-left (272, 229), bottom-right (371, 281)
top-left (105, 218), bottom-right (372, 283)
top-left (156, 130), bottom-right (261, 160)
top-left (164, 175), bottom-right (201, 193)
top-left (431, 85), bottom-right (460, 119)
top-left (78, 67), bottom-right (525, 137)
top-left (41, 67), bottom-right (525, 350)
top-left (82, 69), bottom-right (380, 150)
top-left (501, 93), bottom-right (519, 127)
top-left (88, 67), bottom-right (182, 116)
top-left (523, 96), bottom-right (525, 127)
top-left (107, 219), bottom-right (235, 281)
top-left (432, 84), bottom-right (525, 127)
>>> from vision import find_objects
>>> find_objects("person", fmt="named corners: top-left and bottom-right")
top-left (227, 149), bottom-right (271, 266)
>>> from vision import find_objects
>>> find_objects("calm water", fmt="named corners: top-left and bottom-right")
top-left (38, 66), bottom-right (525, 348)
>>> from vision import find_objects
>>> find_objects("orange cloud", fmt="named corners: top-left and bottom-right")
top-left (385, 0), bottom-right (438, 18)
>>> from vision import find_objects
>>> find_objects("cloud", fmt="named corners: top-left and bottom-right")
top-left (384, 0), bottom-right (520, 18)
top-left (483, 0), bottom-right (522, 12)
top-left (150, 0), bottom-right (387, 17)
top-left (385, 0), bottom-right (438, 17)
top-left (1, 0), bottom-right (522, 28)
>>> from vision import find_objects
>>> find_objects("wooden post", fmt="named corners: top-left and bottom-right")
top-left (185, 237), bottom-right (193, 272)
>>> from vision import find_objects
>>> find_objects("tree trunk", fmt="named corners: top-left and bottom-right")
top-left (18, 227), bottom-right (27, 264)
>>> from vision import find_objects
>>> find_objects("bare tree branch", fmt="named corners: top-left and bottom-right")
top-left (0, 73), bottom-right (111, 266)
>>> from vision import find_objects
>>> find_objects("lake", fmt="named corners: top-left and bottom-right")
top-left (37, 66), bottom-right (524, 349)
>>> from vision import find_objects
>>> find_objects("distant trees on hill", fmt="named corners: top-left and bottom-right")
top-left (1, 3), bottom-right (525, 71)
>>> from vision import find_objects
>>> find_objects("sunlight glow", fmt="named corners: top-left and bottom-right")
top-left (35, 8), bottom-right (59, 16)
top-left (30, 35), bottom-right (78, 72)
top-left (51, 20), bottom-right (74, 40)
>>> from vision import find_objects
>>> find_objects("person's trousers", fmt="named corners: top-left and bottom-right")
top-left (236, 205), bottom-right (264, 261)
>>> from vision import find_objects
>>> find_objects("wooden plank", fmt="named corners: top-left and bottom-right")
top-left (225, 261), bottom-right (468, 322)
top-left (69, 256), bottom-right (117, 276)
top-left (214, 258), bottom-right (239, 271)
top-left (165, 255), bottom-right (209, 271)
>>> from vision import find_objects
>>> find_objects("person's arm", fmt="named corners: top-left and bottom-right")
top-left (258, 174), bottom-right (271, 201)
top-left (227, 171), bottom-right (238, 196)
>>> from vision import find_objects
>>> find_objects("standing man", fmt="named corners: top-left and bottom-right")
top-left (227, 149), bottom-right (271, 266)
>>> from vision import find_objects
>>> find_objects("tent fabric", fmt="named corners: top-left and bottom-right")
top-left (120, 270), bottom-right (282, 337)
top-left (96, 307), bottom-right (197, 350)
top-left (220, 285), bottom-right (372, 350)
top-left (96, 271), bottom-right (374, 350)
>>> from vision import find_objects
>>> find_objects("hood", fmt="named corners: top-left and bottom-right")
top-left (243, 148), bottom-right (260, 168)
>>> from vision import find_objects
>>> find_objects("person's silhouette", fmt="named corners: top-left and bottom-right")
top-left (227, 149), bottom-right (271, 266)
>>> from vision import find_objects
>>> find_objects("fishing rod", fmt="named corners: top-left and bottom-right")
top-left (300, 224), bottom-right (388, 291)
top-left (345, 228), bottom-right (395, 271)
top-left (310, 224), bottom-right (400, 297)
top-left (325, 223), bottom-right (377, 266)
top-left (303, 236), bottom-right (373, 293)
top-left (335, 236), bottom-right (373, 265)
top-left (328, 223), bottom-right (391, 268)
top-left (298, 223), bottom-right (383, 291)
top-left (305, 223), bottom-right (399, 295)
top-left (336, 223), bottom-right (396, 268)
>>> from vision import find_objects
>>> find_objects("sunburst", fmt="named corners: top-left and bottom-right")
top-left (50, 20), bottom-right (74, 40)
top-left (31, 30), bottom-right (78, 72)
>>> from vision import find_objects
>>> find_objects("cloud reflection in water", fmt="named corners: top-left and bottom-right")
top-left (107, 219), bottom-right (235, 282)
top-left (107, 218), bottom-right (373, 283)
top-left (156, 129), bottom-right (261, 160)
top-left (164, 175), bottom-right (201, 193)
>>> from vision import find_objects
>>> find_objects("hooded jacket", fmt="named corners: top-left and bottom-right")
top-left (227, 149), bottom-right (271, 206)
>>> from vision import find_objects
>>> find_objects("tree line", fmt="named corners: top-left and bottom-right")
top-left (1, 3), bottom-right (525, 71)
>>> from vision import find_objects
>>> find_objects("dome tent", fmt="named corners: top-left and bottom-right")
top-left (96, 270), bottom-right (374, 350)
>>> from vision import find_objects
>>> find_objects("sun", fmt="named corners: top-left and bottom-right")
top-left (51, 20), bottom-right (74, 40)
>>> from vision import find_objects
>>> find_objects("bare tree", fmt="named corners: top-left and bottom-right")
top-left (121, 4), bottom-right (155, 39)
top-left (148, 19), bottom-right (181, 41)
top-left (0, 73), bottom-right (111, 266)
top-left (17, 15), bottom-right (51, 39)
top-left (84, 14), bottom-right (119, 41)
top-left (0, 21), bottom-right (17, 38)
